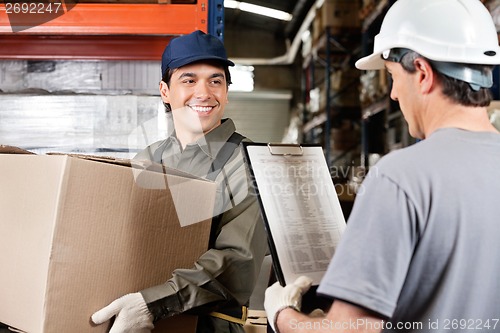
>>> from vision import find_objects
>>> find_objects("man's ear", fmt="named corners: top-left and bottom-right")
top-left (414, 58), bottom-right (435, 94)
top-left (159, 81), bottom-right (170, 104)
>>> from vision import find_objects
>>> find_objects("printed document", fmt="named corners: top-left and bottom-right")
top-left (244, 144), bottom-right (346, 285)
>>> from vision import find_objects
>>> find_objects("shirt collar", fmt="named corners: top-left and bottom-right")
top-left (169, 118), bottom-right (236, 159)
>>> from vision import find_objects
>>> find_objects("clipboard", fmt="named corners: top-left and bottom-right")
top-left (242, 142), bottom-right (347, 290)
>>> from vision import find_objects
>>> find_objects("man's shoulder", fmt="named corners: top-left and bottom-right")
top-left (370, 140), bottom-right (435, 179)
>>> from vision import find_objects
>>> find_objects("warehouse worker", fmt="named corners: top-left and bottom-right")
top-left (91, 30), bottom-right (267, 333)
top-left (264, 0), bottom-right (500, 332)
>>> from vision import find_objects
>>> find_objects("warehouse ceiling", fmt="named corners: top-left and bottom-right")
top-left (224, 0), bottom-right (316, 40)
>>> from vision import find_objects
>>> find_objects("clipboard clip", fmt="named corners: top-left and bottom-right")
top-left (267, 143), bottom-right (303, 156)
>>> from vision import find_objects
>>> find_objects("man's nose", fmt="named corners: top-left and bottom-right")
top-left (194, 82), bottom-right (210, 99)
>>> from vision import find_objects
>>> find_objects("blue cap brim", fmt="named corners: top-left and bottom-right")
top-left (168, 55), bottom-right (235, 69)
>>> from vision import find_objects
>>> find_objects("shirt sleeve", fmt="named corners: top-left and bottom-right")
top-left (317, 170), bottom-right (419, 319)
top-left (140, 149), bottom-right (268, 322)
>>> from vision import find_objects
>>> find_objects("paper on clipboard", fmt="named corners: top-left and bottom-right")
top-left (243, 143), bottom-right (346, 286)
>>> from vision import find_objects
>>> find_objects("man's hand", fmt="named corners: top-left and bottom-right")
top-left (91, 292), bottom-right (154, 333)
top-left (264, 276), bottom-right (313, 332)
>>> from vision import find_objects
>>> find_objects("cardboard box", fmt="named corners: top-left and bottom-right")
top-left (329, 68), bottom-right (361, 108)
top-left (0, 153), bottom-right (216, 333)
top-left (321, 0), bottom-right (361, 30)
top-left (312, 7), bottom-right (323, 42)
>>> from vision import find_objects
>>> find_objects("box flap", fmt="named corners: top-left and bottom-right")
top-left (0, 145), bottom-right (35, 154)
top-left (48, 152), bottom-right (209, 182)
top-left (47, 152), bottom-right (132, 167)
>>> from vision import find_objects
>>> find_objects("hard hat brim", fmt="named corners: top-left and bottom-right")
top-left (355, 52), bottom-right (386, 70)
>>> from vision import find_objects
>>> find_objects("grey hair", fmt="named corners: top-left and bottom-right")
top-left (398, 51), bottom-right (493, 107)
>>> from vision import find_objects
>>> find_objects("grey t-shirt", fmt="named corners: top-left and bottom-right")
top-left (318, 128), bottom-right (500, 332)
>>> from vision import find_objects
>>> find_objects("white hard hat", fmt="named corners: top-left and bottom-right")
top-left (356, 0), bottom-right (500, 70)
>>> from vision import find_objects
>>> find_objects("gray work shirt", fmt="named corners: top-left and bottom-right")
top-left (134, 118), bottom-right (267, 329)
top-left (318, 128), bottom-right (500, 332)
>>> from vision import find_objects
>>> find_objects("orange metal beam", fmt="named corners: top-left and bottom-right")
top-left (0, 3), bottom-right (207, 34)
top-left (0, 34), bottom-right (173, 60)
top-left (0, 2), bottom-right (207, 60)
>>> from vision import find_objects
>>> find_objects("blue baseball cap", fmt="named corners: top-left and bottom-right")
top-left (161, 30), bottom-right (235, 77)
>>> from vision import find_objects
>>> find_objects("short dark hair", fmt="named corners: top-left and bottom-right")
top-left (399, 51), bottom-right (493, 107)
top-left (161, 60), bottom-right (232, 112)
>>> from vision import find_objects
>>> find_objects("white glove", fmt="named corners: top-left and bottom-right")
top-left (264, 276), bottom-right (313, 332)
top-left (91, 292), bottom-right (154, 333)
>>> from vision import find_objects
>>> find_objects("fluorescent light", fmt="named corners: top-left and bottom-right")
top-left (224, 0), bottom-right (239, 9)
top-left (224, 1), bottom-right (293, 22)
top-left (239, 3), bottom-right (293, 21)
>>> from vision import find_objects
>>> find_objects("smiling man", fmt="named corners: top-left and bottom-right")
top-left (162, 61), bottom-right (229, 147)
top-left (91, 30), bottom-right (267, 333)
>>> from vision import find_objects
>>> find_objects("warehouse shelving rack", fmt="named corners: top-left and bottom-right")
top-left (302, 27), bottom-right (362, 170)
top-left (358, 0), bottom-right (418, 168)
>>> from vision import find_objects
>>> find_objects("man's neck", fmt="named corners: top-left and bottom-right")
top-left (424, 98), bottom-right (499, 137)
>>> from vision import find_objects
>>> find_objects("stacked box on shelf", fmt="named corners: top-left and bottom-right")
top-left (321, 0), bottom-right (361, 31)
top-left (330, 121), bottom-right (360, 151)
top-left (314, 69), bottom-right (361, 111)
top-left (330, 68), bottom-right (361, 107)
